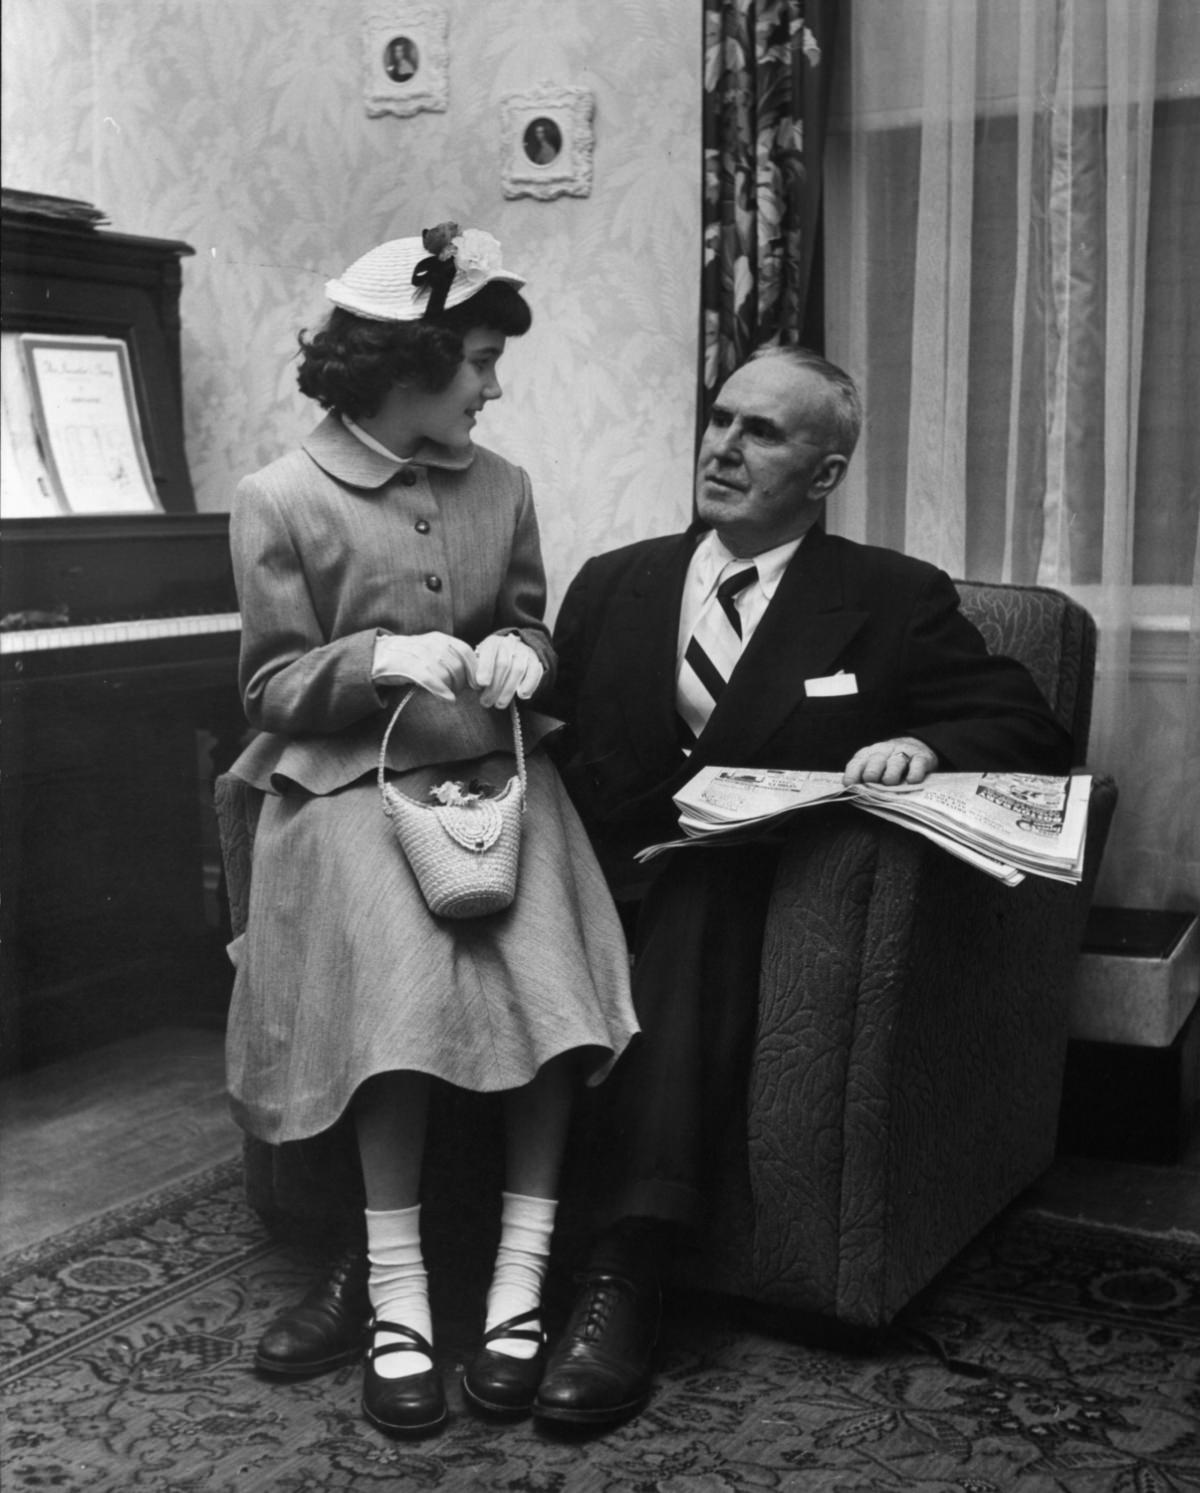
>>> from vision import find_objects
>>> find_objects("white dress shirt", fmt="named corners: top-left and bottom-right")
top-left (676, 529), bottom-right (806, 676)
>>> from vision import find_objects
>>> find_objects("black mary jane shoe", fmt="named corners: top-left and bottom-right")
top-left (462, 1308), bottom-right (547, 1416)
top-left (361, 1320), bottom-right (447, 1436)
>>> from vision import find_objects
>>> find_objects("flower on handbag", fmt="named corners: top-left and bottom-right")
top-left (428, 777), bottom-right (497, 806)
top-left (452, 228), bottom-right (504, 283)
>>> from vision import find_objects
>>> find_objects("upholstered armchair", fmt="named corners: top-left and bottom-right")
top-left (215, 580), bottom-right (1116, 1331)
top-left (666, 581), bottom-right (1117, 1327)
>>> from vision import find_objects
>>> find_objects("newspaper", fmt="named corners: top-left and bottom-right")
top-left (636, 767), bottom-right (1093, 885)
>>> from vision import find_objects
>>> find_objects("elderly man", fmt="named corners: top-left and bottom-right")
top-left (532, 347), bottom-right (1073, 1425)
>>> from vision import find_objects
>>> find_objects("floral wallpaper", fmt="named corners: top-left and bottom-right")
top-left (1, 0), bottom-right (701, 613)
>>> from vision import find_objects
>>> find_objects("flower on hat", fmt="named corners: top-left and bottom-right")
top-left (452, 229), bottom-right (504, 286)
top-left (421, 221), bottom-right (460, 259)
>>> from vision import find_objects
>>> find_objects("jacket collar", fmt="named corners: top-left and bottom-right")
top-left (302, 412), bottom-right (476, 489)
top-left (612, 531), bottom-right (702, 776)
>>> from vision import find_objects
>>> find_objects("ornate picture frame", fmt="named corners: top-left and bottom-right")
top-left (500, 85), bottom-right (595, 200)
top-left (362, 0), bottom-right (448, 119)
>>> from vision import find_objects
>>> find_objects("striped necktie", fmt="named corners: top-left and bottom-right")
top-left (677, 563), bottom-right (758, 744)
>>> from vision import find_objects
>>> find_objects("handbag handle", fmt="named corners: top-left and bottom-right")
top-left (377, 685), bottom-right (527, 808)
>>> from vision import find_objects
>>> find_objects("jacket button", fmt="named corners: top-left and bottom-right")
top-left (399, 469), bottom-right (418, 487)
top-left (414, 518), bottom-right (430, 534)
top-left (425, 574), bottom-right (442, 592)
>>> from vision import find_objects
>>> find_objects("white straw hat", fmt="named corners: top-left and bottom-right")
top-left (325, 223), bottom-right (525, 321)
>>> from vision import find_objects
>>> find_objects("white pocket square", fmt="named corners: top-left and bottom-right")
top-left (805, 671), bottom-right (858, 697)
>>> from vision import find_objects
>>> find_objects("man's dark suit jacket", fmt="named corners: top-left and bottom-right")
top-left (548, 525), bottom-right (1074, 871)
top-left (546, 524), bottom-right (1076, 1225)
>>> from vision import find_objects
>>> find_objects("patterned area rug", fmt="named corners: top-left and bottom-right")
top-left (2, 1159), bottom-right (1198, 1492)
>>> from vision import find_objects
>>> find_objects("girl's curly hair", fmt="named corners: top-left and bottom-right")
top-left (296, 281), bottom-right (532, 420)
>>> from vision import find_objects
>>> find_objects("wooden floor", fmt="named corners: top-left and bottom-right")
top-left (0, 1024), bottom-right (242, 1255)
top-left (2, 1022), bottom-right (1198, 1259)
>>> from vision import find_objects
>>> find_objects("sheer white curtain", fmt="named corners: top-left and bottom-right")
top-left (825, 0), bottom-right (1199, 910)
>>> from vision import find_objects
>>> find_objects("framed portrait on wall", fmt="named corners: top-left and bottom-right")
top-left (501, 85), bottom-right (595, 200)
top-left (362, 0), bottom-right (448, 118)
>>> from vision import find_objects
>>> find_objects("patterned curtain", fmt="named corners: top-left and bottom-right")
top-left (699, 0), bottom-right (837, 427)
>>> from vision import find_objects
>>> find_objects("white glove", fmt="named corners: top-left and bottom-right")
top-left (372, 632), bottom-right (478, 702)
top-left (473, 633), bottom-right (545, 710)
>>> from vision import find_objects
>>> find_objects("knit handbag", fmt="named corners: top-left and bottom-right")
top-left (377, 686), bottom-right (526, 919)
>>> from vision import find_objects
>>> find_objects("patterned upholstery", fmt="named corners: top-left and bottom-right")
top-left (954, 581), bottom-right (1096, 760)
top-left (215, 581), bottom-right (1117, 1327)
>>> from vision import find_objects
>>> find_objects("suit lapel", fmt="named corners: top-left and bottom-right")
top-left (611, 533), bottom-right (698, 773)
top-left (695, 527), bottom-right (869, 764)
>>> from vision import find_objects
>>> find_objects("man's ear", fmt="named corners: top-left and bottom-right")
top-left (812, 453), bottom-right (849, 498)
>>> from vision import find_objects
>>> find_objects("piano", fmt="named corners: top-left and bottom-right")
top-left (1, 202), bottom-right (243, 1072)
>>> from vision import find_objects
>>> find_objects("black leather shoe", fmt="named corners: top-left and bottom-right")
top-left (462, 1307), bottom-right (547, 1415)
top-left (361, 1320), bottom-right (448, 1435)
top-left (254, 1240), bottom-right (370, 1377)
top-left (533, 1269), bottom-right (660, 1425)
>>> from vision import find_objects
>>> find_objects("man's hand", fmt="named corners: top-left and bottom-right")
top-left (843, 736), bottom-right (938, 787)
top-left (372, 632), bottom-right (478, 701)
top-left (473, 633), bottom-right (544, 710)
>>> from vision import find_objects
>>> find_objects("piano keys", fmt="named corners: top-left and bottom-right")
top-left (1, 511), bottom-right (241, 687)
top-left (0, 611), bottom-right (242, 658)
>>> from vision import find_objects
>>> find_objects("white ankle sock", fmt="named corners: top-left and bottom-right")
top-left (365, 1204), bottom-right (433, 1379)
top-left (485, 1191), bottom-right (557, 1359)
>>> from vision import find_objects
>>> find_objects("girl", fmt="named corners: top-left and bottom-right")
top-left (224, 224), bottom-right (636, 1434)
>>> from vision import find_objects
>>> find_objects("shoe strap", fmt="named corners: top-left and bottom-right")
top-left (483, 1306), bottom-right (545, 1345)
top-left (369, 1319), bottom-right (435, 1360)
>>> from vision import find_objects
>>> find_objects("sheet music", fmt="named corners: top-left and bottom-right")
top-left (18, 333), bottom-right (161, 515)
top-left (0, 334), bottom-right (61, 517)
